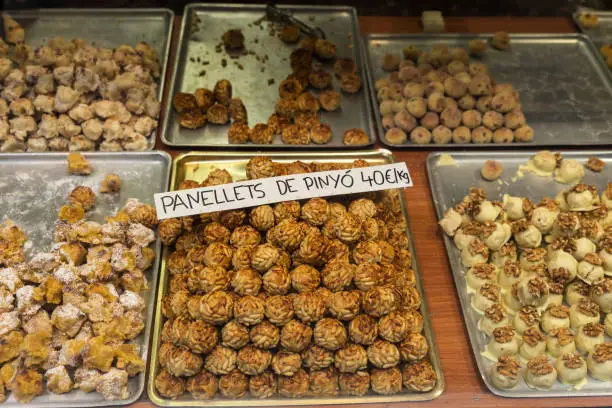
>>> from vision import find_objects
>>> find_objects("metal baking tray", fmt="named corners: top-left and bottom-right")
top-left (573, 10), bottom-right (612, 49)
top-left (426, 150), bottom-right (612, 397)
top-left (1, 8), bottom-right (175, 151)
top-left (0, 152), bottom-right (171, 407)
top-left (161, 3), bottom-right (375, 148)
top-left (363, 33), bottom-right (612, 148)
top-left (147, 149), bottom-right (444, 406)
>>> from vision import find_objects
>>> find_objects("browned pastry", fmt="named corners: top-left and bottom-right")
top-left (314, 39), bottom-right (337, 60)
top-left (308, 70), bottom-right (332, 90)
top-left (249, 372), bottom-right (277, 399)
top-left (228, 123), bottom-right (250, 144)
top-left (319, 90), bottom-right (341, 112)
top-left (155, 369), bottom-right (185, 399)
top-left (370, 367), bottom-right (402, 395)
top-left (310, 123), bottom-right (333, 145)
top-left (249, 123), bottom-right (274, 144)
top-left (280, 24), bottom-right (301, 44)
top-left (402, 360), bottom-right (437, 392)
top-left (229, 98), bottom-right (247, 124)
top-left (267, 113), bottom-right (291, 135)
top-left (296, 91), bottom-right (320, 113)
top-left (194, 88), bottom-right (215, 111)
top-left (218, 369), bottom-right (248, 399)
top-left (278, 368), bottom-right (309, 397)
top-left (334, 58), bottom-right (357, 77)
top-left (100, 174), bottom-right (121, 193)
top-left (281, 124), bottom-right (310, 145)
top-left (340, 73), bottom-right (362, 94)
top-left (339, 371), bottom-right (370, 396)
top-left (339, 127), bottom-right (370, 146)
top-left (179, 109), bottom-right (207, 129)
top-left (275, 98), bottom-right (298, 118)
top-left (279, 78), bottom-right (303, 100)
top-left (213, 79), bottom-right (232, 106)
top-left (222, 29), bottom-right (245, 50)
top-left (310, 366), bottom-right (339, 396)
top-left (186, 370), bottom-right (217, 400)
top-left (173, 92), bottom-right (197, 113)
top-left (70, 186), bottom-right (96, 210)
top-left (206, 104), bottom-right (229, 125)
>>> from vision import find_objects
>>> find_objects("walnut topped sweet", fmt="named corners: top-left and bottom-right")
top-left (156, 158), bottom-right (436, 400)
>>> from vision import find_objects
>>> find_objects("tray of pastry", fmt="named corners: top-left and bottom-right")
top-left (161, 3), bottom-right (375, 148)
top-left (362, 33), bottom-right (612, 148)
top-left (147, 149), bottom-right (444, 405)
top-left (0, 151), bottom-right (171, 406)
top-left (0, 8), bottom-right (174, 152)
top-left (427, 150), bottom-right (612, 397)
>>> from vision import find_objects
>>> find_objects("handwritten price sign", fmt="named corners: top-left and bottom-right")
top-left (154, 162), bottom-right (412, 220)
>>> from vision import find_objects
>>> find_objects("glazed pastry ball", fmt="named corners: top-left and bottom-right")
top-left (520, 327), bottom-right (547, 361)
top-left (553, 352), bottom-right (587, 387)
top-left (440, 107), bottom-right (462, 128)
top-left (309, 366), bottom-right (339, 397)
top-left (271, 351), bottom-right (302, 376)
top-left (490, 356), bottom-right (521, 389)
top-left (349, 314), bottom-right (378, 345)
top-left (420, 112), bottom-right (439, 130)
top-left (335, 344), bottom-right (368, 373)
top-left (394, 110), bottom-right (417, 132)
top-left (278, 368), bottom-right (309, 398)
top-left (155, 369), bottom-right (185, 399)
top-left (486, 326), bottom-right (520, 360)
top-left (249, 372), bottom-right (277, 399)
top-left (587, 343), bottom-right (612, 381)
top-left (370, 367), bottom-right (402, 395)
top-left (569, 298), bottom-right (600, 329)
top-left (339, 371), bottom-right (370, 396)
top-left (576, 322), bottom-right (605, 354)
top-left (541, 304), bottom-right (570, 333)
top-left (280, 319), bottom-right (312, 352)
top-left (403, 82), bottom-right (426, 98)
top-left (504, 111), bottom-right (526, 129)
top-left (462, 109), bottom-right (482, 129)
top-left (302, 345), bottom-right (334, 370)
top-left (547, 328), bottom-right (577, 358)
top-left (405, 98), bottom-right (426, 119)
top-left (524, 356), bottom-right (557, 389)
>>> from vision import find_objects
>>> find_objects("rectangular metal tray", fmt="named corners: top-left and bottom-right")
top-left (362, 33), bottom-right (612, 148)
top-left (147, 149), bottom-right (444, 406)
top-left (573, 10), bottom-right (612, 48)
top-left (161, 3), bottom-right (375, 148)
top-left (426, 150), bottom-right (612, 397)
top-left (0, 152), bottom-right (171, 407)
top-left (2, 8), bottom-right (175, 151)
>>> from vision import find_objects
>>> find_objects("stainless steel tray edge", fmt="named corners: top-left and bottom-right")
top-left (363, 33), bottom-right (612, 149)
top-left (147, 149), bottom-right (444, 406)
top-left (425, 150), bottom-right (612, 398)
top-left (160, 3), bottom-right (375, 149)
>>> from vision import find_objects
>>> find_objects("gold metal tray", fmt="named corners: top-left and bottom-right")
top-left (147, 149), bottom-right (444, 406)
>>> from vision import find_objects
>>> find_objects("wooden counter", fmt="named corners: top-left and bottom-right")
top-left (141, 15), bottom-right (610, 408)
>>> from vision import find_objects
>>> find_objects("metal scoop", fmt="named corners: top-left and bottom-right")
top-left (265, 3), bottom-right (326, 39)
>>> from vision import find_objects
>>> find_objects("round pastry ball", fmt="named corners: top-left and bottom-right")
top-left (398, 66), bottom-right (420, 82)
top-left (452, 126), bottom-right (472, 144)
top-left (394, 110), bottom-right (417, 132)
top-left (440, 107), bottom-right (462, 128)
top-left (491, 92), bottom-right (517, 113)
top-left (472, 126), bottom-right (493, 144)
top-left (425, 81), bottom-right (444, 96)
top-left (427, 92), bottom-right (445, 113)
top-left (482, 111), bottom-right (504, 130)
top-left (493, 128), bottom-right (514, 143)
top-left (379, 100), bottom-right (394, 116)
top-left (469, 39), bottom-right (487, 56)
top-left (406, 97), bottom-right (427, 118)
top-left (476, 96), bottom-right (492, 113)
top-left (504, 111), bottom-right (526, 129)
top-left (382, 114), bottom-right (395, 130)
top-left (385, 127), bottom-right (407, 144)
top-left (403, 82), bottom-right (426, 98)
top-left (481, 160), bottom-right (503, 181)
top-left (492, 31), bottom-right (510, 50)
top-left (410, 126), bottom-right (432, 145)
top-left (432, 125), bottom-right (452, 144)
top-left (462, 109), bottom-right (482, 129)
top-left (447, 60), bottom-right (466, 75)
top-left (458, 94), bottom-right (476, 110)
top-left (420, 112), bottom-right (439, 130)
top-left (382, 54), bottom-right (400, 71)
top-left (443, 77), bottom-right (467, 99)
top-left (514, 125), bottom-right (534, 142)
top-left (403, 45), bottom-right (421, 61)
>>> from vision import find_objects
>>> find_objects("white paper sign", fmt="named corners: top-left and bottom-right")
top-left (154, 162), bottom-right (413, 220)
